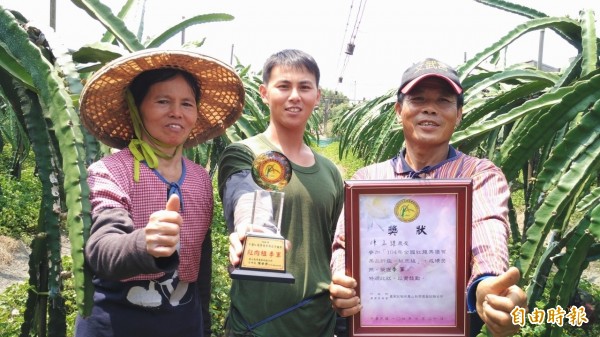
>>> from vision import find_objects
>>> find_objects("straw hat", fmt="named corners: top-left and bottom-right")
top-left (79, 49), bottom-right (245, 149)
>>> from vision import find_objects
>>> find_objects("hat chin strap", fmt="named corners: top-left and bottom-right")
top-left (126, 90), bottom-right (182, 182)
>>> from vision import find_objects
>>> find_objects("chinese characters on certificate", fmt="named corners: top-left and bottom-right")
top-left (359, 194), bottom-right (458, 326)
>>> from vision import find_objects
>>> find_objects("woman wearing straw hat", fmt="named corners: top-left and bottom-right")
top-left (76, 49), bottom-right (244, 337)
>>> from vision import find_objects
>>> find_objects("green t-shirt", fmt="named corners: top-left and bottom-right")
top-left (217, 134), bottom-right (344, 337)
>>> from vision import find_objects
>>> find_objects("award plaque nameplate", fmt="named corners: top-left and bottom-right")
top-left (344, 179), bottom-right (472, 337)
top-left (230, 151), bottom-right (295, 283)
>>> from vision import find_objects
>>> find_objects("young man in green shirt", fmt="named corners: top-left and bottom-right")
top-left (218, 49), bottom-right (344, 337)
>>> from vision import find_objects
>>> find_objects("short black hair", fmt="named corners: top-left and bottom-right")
top-left (262, 49), bottom-right (320, 86)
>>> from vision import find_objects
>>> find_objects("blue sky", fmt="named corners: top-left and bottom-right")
top-left (3, 0), bottom-right (597, 100)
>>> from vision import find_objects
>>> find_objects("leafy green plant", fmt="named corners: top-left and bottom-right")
top-left (0, 254), bottom-right (79, 337)
top-left (208, 179), bottom-right (232, 336)
top-left (0, 282), bottom-right (28, 336)
top-left (312, 141), bottom-right (364, 180)
top-left (0, 146), bottom-right (41, 239)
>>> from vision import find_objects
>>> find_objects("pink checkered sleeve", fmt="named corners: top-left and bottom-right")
top-left (88, 157), bottom-right (133, 213)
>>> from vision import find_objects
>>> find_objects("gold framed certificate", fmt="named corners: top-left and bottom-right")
top-left (344, 179), bottom-right (472, 337)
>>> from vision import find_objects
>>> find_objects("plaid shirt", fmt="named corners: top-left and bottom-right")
top-left (87, 148), bottom-right (213, 282)
top-left (331, 147), bottom-right (510, 288)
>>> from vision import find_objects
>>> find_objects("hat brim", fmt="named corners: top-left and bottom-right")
top-left (400, 74), bottom-right (463, 95)
top-left (79, 49), bottom-right (245, 149)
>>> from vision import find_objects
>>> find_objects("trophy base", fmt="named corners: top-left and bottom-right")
top-left (231, 268), bottom-right (295, 284)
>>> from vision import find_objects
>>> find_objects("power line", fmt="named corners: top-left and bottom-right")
top-left (335, 0), bottom-right (356, 76)
top-left (349, 0), bottom-right (367, 47)
top-left (336, 0), bottom-right (368, 87)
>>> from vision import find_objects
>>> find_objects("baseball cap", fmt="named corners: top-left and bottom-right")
top-left (398, 58), bottom-right (462, 95)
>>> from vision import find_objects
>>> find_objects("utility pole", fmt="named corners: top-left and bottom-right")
top-left (528, 28), bottom-right (546, 185)
top-left (49, 0), bottom-right (56, 30)
top-left (537, 29), bottom-right (545, 70)
top-left (181, 16), bottom-right (186, 45)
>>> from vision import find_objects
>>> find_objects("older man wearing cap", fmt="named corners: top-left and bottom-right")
top-left (329, 58), bottom-right (527, 337)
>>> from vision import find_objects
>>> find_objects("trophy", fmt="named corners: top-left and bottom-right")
top-left (230, 151), bottom-right (295, 283)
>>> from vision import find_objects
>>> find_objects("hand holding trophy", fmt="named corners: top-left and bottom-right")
top-left (230, 151), bottom-right (295, 283)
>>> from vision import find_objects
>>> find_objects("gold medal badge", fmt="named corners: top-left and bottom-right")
top-left (252, 151), bottom-right (292, 191)
top-left (394, 199), bottom-right (420, 222)
top-left (259, 159), bottom-right (284, 183)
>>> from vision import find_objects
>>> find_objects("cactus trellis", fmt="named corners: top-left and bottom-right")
top-left (0, 4), bottom-right (94, 324)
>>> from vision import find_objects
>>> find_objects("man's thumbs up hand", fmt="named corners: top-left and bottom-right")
top-left (485, 266), bottom-right (520, 296)
top-left (145, 194), bottom-right (182, 258)
top-left (476, 267), bottom-right (528, 337)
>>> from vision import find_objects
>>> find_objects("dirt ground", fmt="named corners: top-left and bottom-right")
top-left (0, 234), bottom-right (71, 293)
top-left (0, 235), bottom-right (30, 292)
top-left (582, 260), bottom-right (600, 286)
